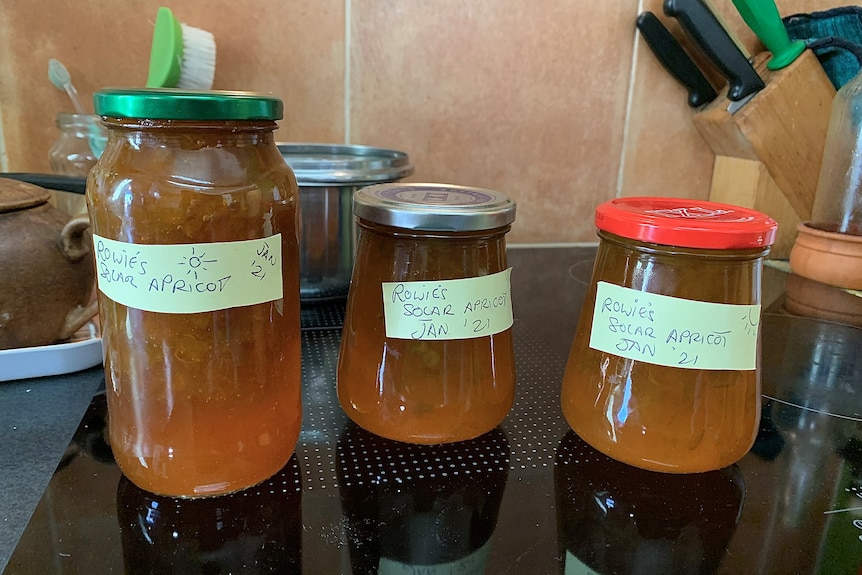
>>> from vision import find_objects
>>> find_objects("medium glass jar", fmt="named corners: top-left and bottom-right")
top-left (87, 88), bottom-right (302, 497)
top-left (561, 198), bottom-right (777, 473)
top-left (337, 183), bottom-right (517, 444)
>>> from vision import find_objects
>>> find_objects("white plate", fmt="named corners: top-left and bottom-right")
top-left (0, 322), bottom-right (103, 382)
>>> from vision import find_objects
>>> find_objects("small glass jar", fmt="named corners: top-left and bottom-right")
top-left (48, 113), bottom-right (104, 177)
top-left (561, 198), bottom-right (777, 473)
top-left (87, 88), bottom-right (302, 497)
top-left (337, 183), bottom-right (517, 444)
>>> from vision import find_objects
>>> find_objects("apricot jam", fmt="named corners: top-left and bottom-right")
top-left (87, 89), bottom-right (301, 497)
top-left (337, 184), bottom-right (517, 444)
top-left (561, 198), bottom-right (777, 473)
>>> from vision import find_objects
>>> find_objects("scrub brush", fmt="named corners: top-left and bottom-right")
top-left (48, 58), bottom-right (108, 157)
top-left (146, 6), bottom-right (216, 90)
top-left (48, 59), bottom-right (87, 114)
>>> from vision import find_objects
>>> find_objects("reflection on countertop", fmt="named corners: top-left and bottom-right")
top-left (3, 246), bottom-right (862, 574)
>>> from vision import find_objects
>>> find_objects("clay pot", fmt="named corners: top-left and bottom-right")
top-left (0, 177), bottom-right (97, 350)
top-left (784, 272), bottom-right (862, 328)
top-left (789, 222), bottom-right (862, 290)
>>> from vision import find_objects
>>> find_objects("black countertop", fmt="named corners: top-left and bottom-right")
top-left (2, 246), bottom-right (862, 574)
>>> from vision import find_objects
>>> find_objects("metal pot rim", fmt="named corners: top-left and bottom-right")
top-left (278, 142), bottom-right (413, 185)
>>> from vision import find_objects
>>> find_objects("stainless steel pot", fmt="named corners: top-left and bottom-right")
top-left (279, 143), bottom-right (413, 301)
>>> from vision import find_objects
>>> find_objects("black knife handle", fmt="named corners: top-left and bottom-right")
top-left (663, 0), bottom-right (764, 101)
top-left (636, 12), bottom-right (717, 107)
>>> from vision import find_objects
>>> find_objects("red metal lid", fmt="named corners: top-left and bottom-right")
top-left (595, 197), bottom-right (777, 249)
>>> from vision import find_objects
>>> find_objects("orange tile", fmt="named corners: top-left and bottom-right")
top-left (0, 0), bottom-right (345, 174)
top-left (349, 0), bottom-right (639, 243)
top-left (5, 0), bottom-right (830, 243)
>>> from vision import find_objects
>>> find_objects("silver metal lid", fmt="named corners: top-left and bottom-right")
top-left (277, 143), bottom-right (413, 185)
top-left (354, 183), bottom-right (516, 231)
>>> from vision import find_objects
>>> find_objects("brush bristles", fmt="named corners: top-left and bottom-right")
top-left (178, 24), bottom-right (216, 90)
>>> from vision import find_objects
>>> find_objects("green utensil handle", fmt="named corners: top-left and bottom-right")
top-left (731, 0), bottom-right (805, 70)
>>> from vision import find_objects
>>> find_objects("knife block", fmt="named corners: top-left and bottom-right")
top-left (692, 50), bottom-right (835, 258)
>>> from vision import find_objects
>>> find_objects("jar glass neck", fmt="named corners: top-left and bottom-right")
top-left (100, 118), bottom-right (278, 146)
top-left (597, 229), bottom-right (771, 259)
top-left (357, 218), bottom-right (511, 241)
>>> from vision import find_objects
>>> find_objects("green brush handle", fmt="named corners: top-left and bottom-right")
top-left (731, 0), bottom-right (805, 70)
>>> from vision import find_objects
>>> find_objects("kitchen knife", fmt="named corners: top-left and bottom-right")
top-left (731, 0), bottom-right (805, 70)
top-left (636, 11), bottom-right (718, 108)
top-left (664, 0), bottom-right (764, 102)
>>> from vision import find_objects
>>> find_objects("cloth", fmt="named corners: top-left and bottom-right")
top-left (784, 6), bottom-right (862, 89)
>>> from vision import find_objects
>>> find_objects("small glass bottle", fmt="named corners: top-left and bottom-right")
top-left (48, 113), bottom-right (103, 177)
top-left (561, 198), bottom-right (777, 473)
top-left (810, 68), bottom-right (862, 235)
top-left (87, 88), bottom-right (302, 497)
top-left (337, 183), bottom-right (517, 444)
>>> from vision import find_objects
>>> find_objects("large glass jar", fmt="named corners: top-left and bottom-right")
top-left (87, 88), bottom-right (302, 497)
top-left (810, 68), bottom-right (862, 235)
top-left (561, 198), bottom-right (777, 473)
top-left (337, 183), bottom-right (517, 444)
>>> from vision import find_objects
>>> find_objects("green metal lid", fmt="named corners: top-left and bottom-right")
top-left (93, 88), bottom-right (283, 121)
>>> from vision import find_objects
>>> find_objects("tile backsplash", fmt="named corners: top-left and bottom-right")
top-left (0, 0), bottom-right (846, 243)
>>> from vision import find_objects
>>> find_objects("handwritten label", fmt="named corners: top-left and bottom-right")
top-left (565, 552), bottom-right (603, 575)
top-left (93, 234), bottom-right (283, 314)
top-left (589, 282), bottom-right (760, 371)
top-left (381, 268), bottom-right (513, 340)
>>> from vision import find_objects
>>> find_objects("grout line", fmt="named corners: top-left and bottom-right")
top-left (616, 0), bottom-right (645, 198)
top-left (0, 105), bottom-right (8, 172)
top-left (823, 507), bottom-right (862, 515)
top-left (508, 242), bottom-right (599, 249)
top-left (344, 0), bottom-right (352, 145)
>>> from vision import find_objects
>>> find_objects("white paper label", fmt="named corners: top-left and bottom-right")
top-left (564, 551), bottom-right (603, 575)
top-left (378, 538), bottom-right (492, 575)
top-left (382, 269), bottom-right (513, 340)
top-left (93, 234), bottom-right (283, 314)
top-left (589, 282), bottom-right (760, 371)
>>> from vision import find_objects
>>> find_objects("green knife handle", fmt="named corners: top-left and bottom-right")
top-left (731, 0), bottom-right (805, 70)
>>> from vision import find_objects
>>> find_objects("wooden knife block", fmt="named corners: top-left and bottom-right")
top-left (692, 50), bottom-right (835, 258)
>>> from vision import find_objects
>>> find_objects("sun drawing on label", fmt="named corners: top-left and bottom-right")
top-left (178, 247), bottom-right (218, 280)
top-left (742, 308), bottom-right (760, 336)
